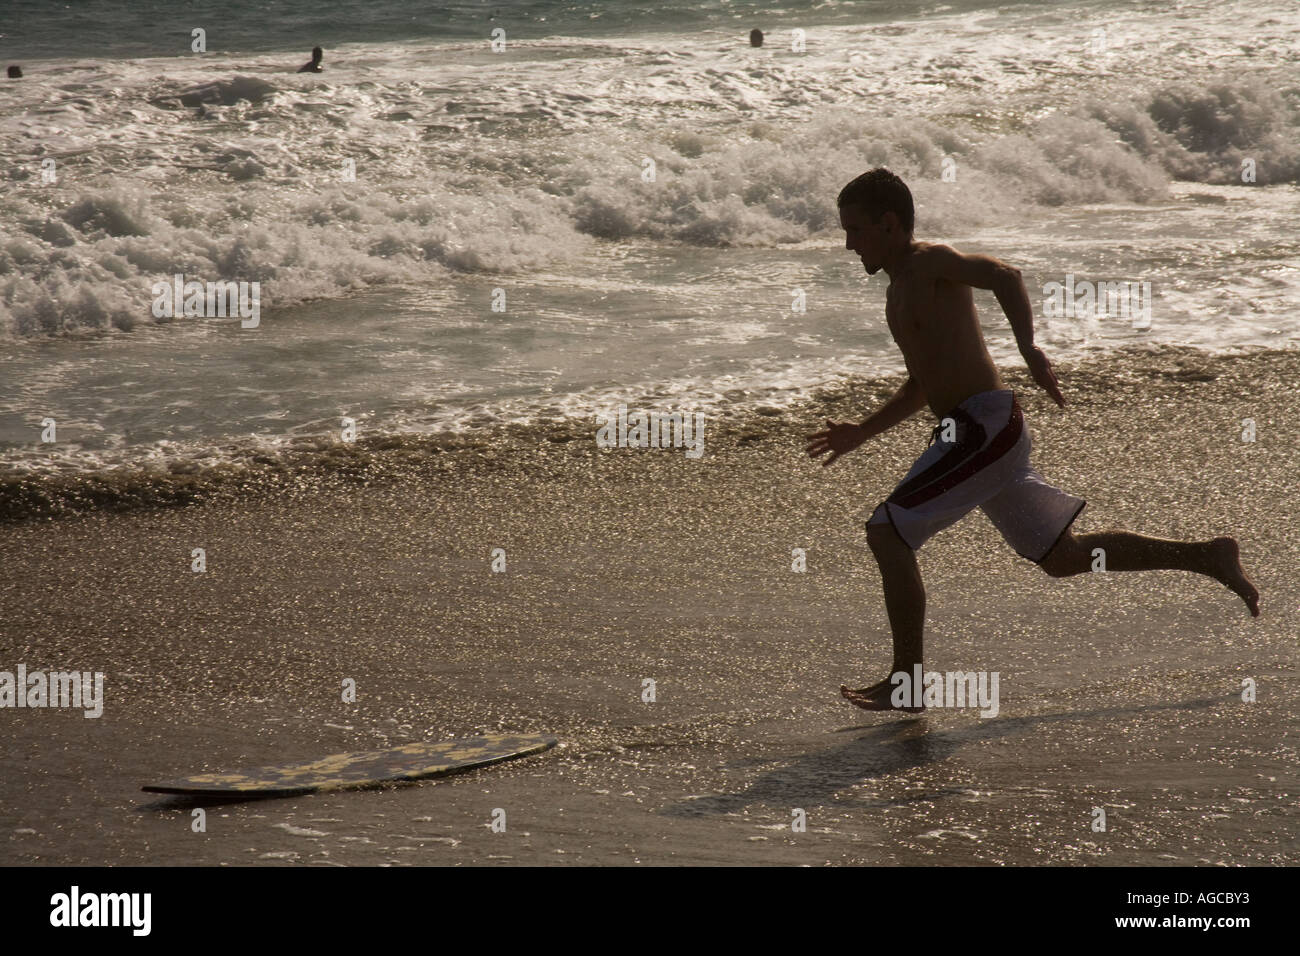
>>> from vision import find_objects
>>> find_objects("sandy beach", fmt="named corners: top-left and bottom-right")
top-left (1, 345), bottom-right (1296, 866)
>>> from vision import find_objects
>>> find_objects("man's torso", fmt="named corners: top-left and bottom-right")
top-left (886, 243), bottom-right (1004, 416)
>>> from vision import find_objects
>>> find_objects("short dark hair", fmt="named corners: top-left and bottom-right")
top-left (837, 168), bottom-right (914, 236)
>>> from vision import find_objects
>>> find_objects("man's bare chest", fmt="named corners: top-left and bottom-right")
top-left (885, 281), bottom-right (929, 342)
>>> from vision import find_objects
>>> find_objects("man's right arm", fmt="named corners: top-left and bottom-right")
top-left (860, 375), bottom-right (927, 439)
top-left (806, 375), bottom-right (926, 467)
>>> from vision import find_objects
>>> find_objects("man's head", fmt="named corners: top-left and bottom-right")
top-left (837, 168), bottom-right (914, 274)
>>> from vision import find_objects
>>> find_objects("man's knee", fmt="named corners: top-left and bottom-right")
top-left (1039, 531), bottom-right (1084, 577)
top-left (867, 512), bottom-right (907, 555)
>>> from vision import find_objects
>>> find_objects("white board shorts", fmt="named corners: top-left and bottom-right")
top-left (867, 389), bottom-right (1085, 563)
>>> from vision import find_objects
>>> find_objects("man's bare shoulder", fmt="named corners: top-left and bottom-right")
top-left (906, 243), bottom-right (965, 276)
top-left (906, 242), bottom-right (1013, 291)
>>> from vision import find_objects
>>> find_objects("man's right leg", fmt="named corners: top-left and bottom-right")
top-left (842, 515), bottom-right (927, 711)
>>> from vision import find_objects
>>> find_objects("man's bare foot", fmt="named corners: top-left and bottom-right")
top-left (1208, 537), bottom-right (1259, 617)
top-left (840, 677), bottom-right (924, 713)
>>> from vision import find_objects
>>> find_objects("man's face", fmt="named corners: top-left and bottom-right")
top-left (840, 204), bottom-right (887, 275)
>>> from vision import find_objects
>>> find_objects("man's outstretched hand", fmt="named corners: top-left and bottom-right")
top-left (806, 420), bottom-right (868, 467)
top-left (1024, 346), bottom-right (1065, 407)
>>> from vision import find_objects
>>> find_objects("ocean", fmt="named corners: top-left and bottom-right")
top-left (2, 0), bottom-right (1298, 483)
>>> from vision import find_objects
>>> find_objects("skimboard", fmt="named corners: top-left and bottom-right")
top-left (143, 733), bottom-right (557, 797)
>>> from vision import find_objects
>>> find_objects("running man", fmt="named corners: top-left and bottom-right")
top-left (805, 168), bottom-right (1259, 713)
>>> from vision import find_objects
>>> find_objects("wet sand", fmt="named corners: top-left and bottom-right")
top-left (1, 345), bottom-right (1297, 866)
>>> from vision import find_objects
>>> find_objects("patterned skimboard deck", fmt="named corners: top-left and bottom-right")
top-left (143, 734), bottom-right (558, 797)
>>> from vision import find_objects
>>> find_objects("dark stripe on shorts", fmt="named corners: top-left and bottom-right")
top-left (890, 398), bottom-right (1024, 510)
top-left (888, 406), bottom-right (985, 503)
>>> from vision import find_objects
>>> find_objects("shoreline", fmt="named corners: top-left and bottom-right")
top-left (2, 343), bottom-right (1293, 524)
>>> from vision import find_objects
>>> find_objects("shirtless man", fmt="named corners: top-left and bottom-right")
top-left (805, 168), bottom-right (1259, 713)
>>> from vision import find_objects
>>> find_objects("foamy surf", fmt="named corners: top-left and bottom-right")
top-left (1, 0), bottom-right (1298, 492)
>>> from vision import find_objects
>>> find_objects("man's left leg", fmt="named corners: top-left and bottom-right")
top-left (1038, 529), bottom-right (1259, 616)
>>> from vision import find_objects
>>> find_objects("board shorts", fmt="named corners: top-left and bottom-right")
top-left (866, 389), bottom-right (1085, 563)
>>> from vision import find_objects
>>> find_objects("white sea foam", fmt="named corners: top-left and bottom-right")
top-left (1, 0), bottom-right (1298, 474)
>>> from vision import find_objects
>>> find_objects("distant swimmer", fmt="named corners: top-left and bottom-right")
top-left (749, 29), bottom-right (764, 48)
top-left (6, 65), bottom-right (21, 79)
top-left (806, 168), bottom-right (1260, 713)
top-left (297, 46), bottom-right (323, 73)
